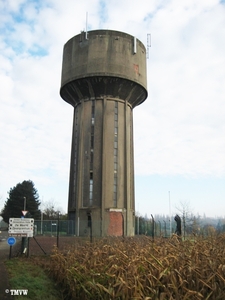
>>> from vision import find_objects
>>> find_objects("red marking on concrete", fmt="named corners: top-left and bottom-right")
top-left (108, 212), bottom-right (123, 236)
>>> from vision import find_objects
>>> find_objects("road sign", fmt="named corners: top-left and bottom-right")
top-left (8, 218), bottom-right (34, 237)
top-left (9, 218), bottom-right (34, 223)
top-left (10, 223), bottom-right (32, 229)
top-left (22, 210), bottom-right (28, 216)
top-left (7, 237), bottom-right (16, 246)
top-left (8, 233), bottom-right (28, 237)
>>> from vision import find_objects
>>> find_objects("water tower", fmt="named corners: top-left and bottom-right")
top-left (60, 30), bottom-right (147, 236)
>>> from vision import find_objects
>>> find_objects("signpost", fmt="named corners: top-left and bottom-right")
top-left (7, 237), bottom-right (16, 259)
top-left (8, 218), bottom-right (34, 237)
top-left (7, 237), bottom-right (16, 246)
top-left (8, 218), bottom-right (34, 257)
top-left (7, 217), bottom-right (46, 257)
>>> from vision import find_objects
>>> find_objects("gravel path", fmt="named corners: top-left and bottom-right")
top-left (0, 239), bottom-right (14, 300)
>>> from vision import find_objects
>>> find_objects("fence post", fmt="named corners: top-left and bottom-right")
top-left (151, 214), bottom-right (154, 241)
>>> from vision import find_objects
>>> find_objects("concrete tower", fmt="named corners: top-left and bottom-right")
top-left (60, 30), bottom-right (147, 237)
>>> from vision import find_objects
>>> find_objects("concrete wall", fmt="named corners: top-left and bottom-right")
top-left (60, 30), bottom-right (147, 108)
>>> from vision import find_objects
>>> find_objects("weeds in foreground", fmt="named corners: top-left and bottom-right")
top-left (46, 235), bottom-right (225, 299)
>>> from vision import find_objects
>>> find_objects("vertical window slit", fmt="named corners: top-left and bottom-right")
top-left (73, 109), bottom-right (78, 198)
top-left (113, 102), bottom-right (118, 207)
top-left (89, 100), bottom-right (95, 206)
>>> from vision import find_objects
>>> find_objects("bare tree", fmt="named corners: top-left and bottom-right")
top-left (42, 199), bottom-right (61, 220)
top-left (175, 201), bottom-right (200, 239)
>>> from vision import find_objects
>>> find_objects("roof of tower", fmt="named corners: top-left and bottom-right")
top-left (60, 29), bottom-right (148, 108)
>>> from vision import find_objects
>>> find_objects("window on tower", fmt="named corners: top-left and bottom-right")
top-left (89, 100), bottom-right (95, 206)
top-left (89, 172), bottom-right (93, 206)
top-left (113, 102), bottom-right (118, 207)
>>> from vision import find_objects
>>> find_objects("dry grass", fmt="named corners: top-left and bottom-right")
top-left (46, 235), bottom-right (225, 299)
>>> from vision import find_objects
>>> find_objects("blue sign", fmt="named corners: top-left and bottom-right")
top-left (7, 237), bottom-right (16, 246)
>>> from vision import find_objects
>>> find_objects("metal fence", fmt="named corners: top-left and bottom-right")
top-left (33, 218), bottom-right (220, 240)
top-left (34, 220), bottom-right (75, 236)
top-left (34, 219), bottom-right (174, 238)
top-left (135, 218), bottom-right (175, 238)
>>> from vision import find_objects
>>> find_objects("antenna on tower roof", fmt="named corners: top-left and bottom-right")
top-left (147, 33), bottom-right (151, 59)
top-left (133, 36), bottom-right (137, 54)
top-left (85, 12), bottom-right (88, 40)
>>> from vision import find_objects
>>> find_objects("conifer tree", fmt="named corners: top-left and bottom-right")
top-left (0, 180), bottom-right (41, 223)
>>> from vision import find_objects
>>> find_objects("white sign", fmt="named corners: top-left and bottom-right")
top-left (9, 218), bottom-right (34, 223)
top-left (10, 223), bottom-right (33, 228)
top-left (8, 218), bottom-right (34, 237)
top-left (8, 233), bottom-right (29, 237)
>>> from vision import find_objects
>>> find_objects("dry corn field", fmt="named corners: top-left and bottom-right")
top-left (47, 235), bottom-right (225, 299)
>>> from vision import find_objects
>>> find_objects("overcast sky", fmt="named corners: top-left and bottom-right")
top-left (0, 0), bottom-right (225, 219)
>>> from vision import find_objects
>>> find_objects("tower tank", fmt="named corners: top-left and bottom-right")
top-left (60, 29), bottom-right (147, 236)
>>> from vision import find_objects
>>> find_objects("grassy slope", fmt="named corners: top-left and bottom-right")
top-left (5, 257), bottom-right (63, 300)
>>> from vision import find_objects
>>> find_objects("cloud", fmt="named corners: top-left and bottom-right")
top-left (133, 0), bottom-right (225, 177)
top-left (0, 0), bottom-right (225, 213)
